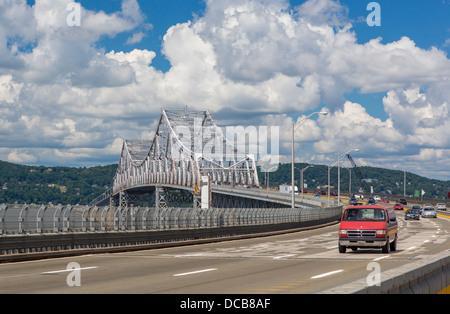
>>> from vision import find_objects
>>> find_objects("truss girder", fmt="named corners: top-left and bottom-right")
top-left (113, 109), bottom-right (260, 195)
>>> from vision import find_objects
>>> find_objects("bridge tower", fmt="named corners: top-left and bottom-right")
top-left (109, 109), bottom-right (260, 208)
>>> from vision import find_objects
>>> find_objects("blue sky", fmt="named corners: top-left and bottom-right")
top-left (80, 0), bottom-right (450, 72)
top-left (1, 0), bottom-right (450, 181)
top-left (79, 0), bottom-right (207, 72)
top-left (81, 0), bottom-right (450, 120)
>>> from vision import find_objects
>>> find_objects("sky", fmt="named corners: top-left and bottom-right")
top-left (1, 0), bottom-right (450, 180)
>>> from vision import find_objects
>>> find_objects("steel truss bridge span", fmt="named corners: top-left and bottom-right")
top-left (114, 109), bottom-right (259, 191)
top-left (97, 109), bottom-right (324, 209)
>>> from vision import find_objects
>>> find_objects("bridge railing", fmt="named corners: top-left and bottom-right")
top-left (0, 203), bottom-right (342, 235)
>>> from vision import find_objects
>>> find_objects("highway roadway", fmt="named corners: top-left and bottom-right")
top-left (0, 206), bottom-right (449, 294)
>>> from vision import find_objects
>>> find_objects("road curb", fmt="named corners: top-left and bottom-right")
top-left (319, 249), bottom-right (450, 294)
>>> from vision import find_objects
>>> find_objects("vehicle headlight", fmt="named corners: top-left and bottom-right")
top-left (339, 229), bottom-right (347, 235)
top-left (376, 230), bottom-right (386, 235)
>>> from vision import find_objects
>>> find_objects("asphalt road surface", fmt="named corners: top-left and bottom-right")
top-left (0, 208), bottom-right (449, 294)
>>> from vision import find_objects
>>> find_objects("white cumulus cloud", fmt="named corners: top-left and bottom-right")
top-left (0, 0), bottom-right (449, 179)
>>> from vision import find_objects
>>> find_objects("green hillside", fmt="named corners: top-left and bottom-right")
top-left (0, 160), bottom-right (449, 205)
top-left (257, 163), bottom-right (450, 200)
top-left (0, 160), bottom-right (117, 205)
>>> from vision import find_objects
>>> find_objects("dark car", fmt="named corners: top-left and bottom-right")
top-left (397, 198), bottom-right (407, 205)
top-left (405, 209), bottom-right (420, 220)
top-left (367, 198), bottom-right (377, 205)
top-left (349, 197), bottom-right (359, 205)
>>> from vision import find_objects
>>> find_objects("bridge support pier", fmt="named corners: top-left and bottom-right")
top-left (119, 191), bottom-right (127, 208)
top-left (155, 186), bottom-right (167, 210)
top-left (193, 193), bottom-right (201, 209)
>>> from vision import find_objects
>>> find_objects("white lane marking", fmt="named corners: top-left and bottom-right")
top-left (41, 266), bottom-right (98, 274)
top-left (407, 246), bottom-right (417, 250)
top-left (174, 253), bottom-right (204, 258)
top-left (273, 254), bottom-right (295, 260)
top-left (373, 255), bottom-right (390, 261)
top-left (173, 268), bottom-right (217, 277)
top-left (311, 269), bottom-right (343, 279)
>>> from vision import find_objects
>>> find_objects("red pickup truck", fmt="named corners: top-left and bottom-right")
top-left (338, 205), bottom-right (398, 253)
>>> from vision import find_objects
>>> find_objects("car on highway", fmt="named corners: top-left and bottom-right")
top-left (405, 208), bottom-right (420, 220)
top-left (349, 197), bottom-right (359, 205)
top-left (410, 205), bottom-right (422, 214)
top-left (338, 205), bottom-right (398, 254)
top-left (421, 206), bottom-right (437, 218)
top-left (394, 203), bottom-right (404, 211)
top-left (367, 198), bottom-right (377, 205)
top-left (397, 198), bottom-right (407, 205)
top-left (436, 203), bottom-right (447, 211)
top-left (373, 196), bottom-right (381, 202)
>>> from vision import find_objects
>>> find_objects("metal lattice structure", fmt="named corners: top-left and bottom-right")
top-left (112, 109), bottom-right (260, 197)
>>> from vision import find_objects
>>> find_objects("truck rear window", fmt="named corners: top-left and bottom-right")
top-left (343, 208), bottom-right (386, 221)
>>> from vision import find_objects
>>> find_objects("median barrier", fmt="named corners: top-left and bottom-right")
top-left (0, 204), bottom-right (342, 262)
top-left (320, 249), bottom-right (450, 294)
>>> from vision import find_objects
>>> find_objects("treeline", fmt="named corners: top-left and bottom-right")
top-left (0, 160), bottom-right (448, 205)
top-left (0, 160), bottom-right (117, 205)
top-left (257, 163), bottom-right (450, 199)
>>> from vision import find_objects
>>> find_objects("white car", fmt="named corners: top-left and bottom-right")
top-left (354, 194), bottom-right (364, 200)
top-left (422, 207), bottom-right (437, 218)
top-left (373, 196), bottom-right (381, 202)
top-left (436, 203), bottom-right (447, 211)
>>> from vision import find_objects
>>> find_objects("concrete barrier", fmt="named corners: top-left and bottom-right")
top-left (320, 250), bottom-right (450, 294)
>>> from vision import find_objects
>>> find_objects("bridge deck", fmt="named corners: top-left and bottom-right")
top-left (99, 184), bottom-right (327, 208)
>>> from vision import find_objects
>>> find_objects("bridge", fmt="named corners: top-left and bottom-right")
top-left (2, 108), bottom-right (449, 294)
top-left (93, 109), bottom-right (324, 209)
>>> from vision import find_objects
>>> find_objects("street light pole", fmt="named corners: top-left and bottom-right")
top-left (291, 111), bottom-right (328, 208)
top-left (348, 168), bottom-right (352, 196)
top-left (404, 170), bottom-right (406, 197)
top-left (328, 160), bottom-right (339, 206)
top-left (291, 121), bottom-right (295, 208)
top-left (297, 165), bottom-right (313, 199)
top-left (337, 148), bottom-right (359, 206)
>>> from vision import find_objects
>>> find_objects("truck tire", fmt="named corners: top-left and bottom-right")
top-left (389, 236), bottom-right (397, 252)
top-left (338, 243), bottom-right (346, 253)
top-left (382, 240), bottom-right (390, 253)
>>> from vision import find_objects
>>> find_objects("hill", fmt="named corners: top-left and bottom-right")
top-left (0, 160), bottom-right (117, 205)
top-left (257, 163), bottom-right (450, 200)
top-left (0, 160), bottom-right (449, 205)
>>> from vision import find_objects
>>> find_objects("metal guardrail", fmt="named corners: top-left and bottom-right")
top-left (0, 203), bottom-right (342, 258)
top-left (0, 203), bottom-right (342, 235)
top-left (0, 204), bottom-right (108, 234)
